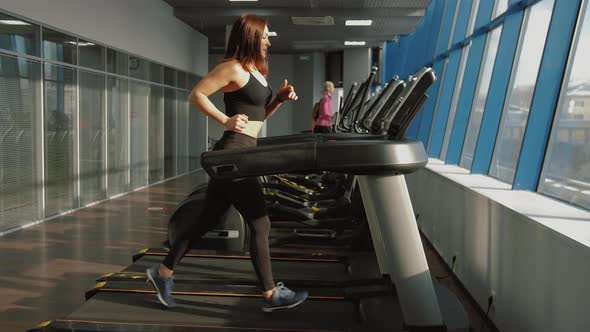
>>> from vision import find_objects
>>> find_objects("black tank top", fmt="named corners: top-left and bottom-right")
top-left (224, 73), bottom-right (273, 121)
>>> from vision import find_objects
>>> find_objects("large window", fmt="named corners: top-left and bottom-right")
top-left (490, 0), bottom-right (555, 183)
top-left (460, 26), bottom-right (503, 169)
top-left (540, 2), bottom-right (590, 210)
top-left (441, 44), bottom-right (471, 159)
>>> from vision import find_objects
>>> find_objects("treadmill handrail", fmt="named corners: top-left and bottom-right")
top-left (201, 139), bottom-right (428, 180)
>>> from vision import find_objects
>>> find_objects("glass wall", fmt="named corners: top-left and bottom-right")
top-left (540, 2), bottom-right (590, 210)
top-left (79, 70), bottom-right (105, 205)
top-left (44, 63), bottom-right (76, 217)
top-left (0, 54), bottom-right (41, 230)
top-left (0, 11), bottom-right (205, 233)
top-left (164, 87), bottom-right (177, 178)
top-left (490, 0), bottom-right (555, 183)
top-left (106, 76), bottom-right (128, 197)
top-left (460, 26), bottom-right (503, 169)
top-left (149, 85), bottom-right (164, 183)
top-left (130, 81), bottom-right (148, 190)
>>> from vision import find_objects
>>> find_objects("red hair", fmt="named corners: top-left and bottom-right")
top-left (223, 14), bottom-right (269, 76)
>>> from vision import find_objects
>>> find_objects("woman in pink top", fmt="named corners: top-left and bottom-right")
top-left (313, 81), bottom-right (334, 133)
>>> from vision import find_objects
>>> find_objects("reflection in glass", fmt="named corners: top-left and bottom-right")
top-left (490, 0), bottom-right (554, 183)
top-left (0, 55), bottom-right (41, 232)
top-left (42, 27), bottom-right (77, 65)
top-left (149, 85), bottom-right (164, 183)
top-left (130, 81), bottom-right (148, 189)
top-left (44, 63), bottom-right (76, 216)
top-left (107, 76), bottom-right (129, 197)
top-left (0, 13), bottom-right (40, 56)
top-left (460, 26), bottom-right (503, 169)
top-left (78, 39), bottom-right (105, 71)
top-left (107, 48), bottom-right (128, 76)
top-left (540, 2), bottom-right (590, 210)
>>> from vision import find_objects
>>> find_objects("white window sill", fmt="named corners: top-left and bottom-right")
top-left (425, 158), bottom-right (590, 250)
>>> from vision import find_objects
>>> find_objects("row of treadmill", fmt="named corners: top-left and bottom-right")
top-left (30, 67), bottom-right (471, 332)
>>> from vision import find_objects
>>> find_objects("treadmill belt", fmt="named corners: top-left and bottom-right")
top-left (53, 291), bottom-right (363, 331)
top-left (126, 254), bottom-right (381, 283)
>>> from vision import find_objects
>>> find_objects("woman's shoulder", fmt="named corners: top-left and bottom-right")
top-left (214, 60), bottom-right (246, 76)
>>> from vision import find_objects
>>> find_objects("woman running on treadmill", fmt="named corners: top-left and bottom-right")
top-left (146, 13), bottom-right (308, 312)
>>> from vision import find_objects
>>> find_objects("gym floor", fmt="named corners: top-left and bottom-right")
top-left (0, 170), bottom-right (498, 332)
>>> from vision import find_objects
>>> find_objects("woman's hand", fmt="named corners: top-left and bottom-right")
top-left (224, 114), bottom-right (249, 132)
top-left (277, 79), bottom-right (298, 102)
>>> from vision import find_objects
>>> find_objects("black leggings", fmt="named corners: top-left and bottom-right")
top-left (162, 132), bottom-right (275, 291)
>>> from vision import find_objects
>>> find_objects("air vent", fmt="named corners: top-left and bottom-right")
top-left (291, 16), bottom-right (335, 26)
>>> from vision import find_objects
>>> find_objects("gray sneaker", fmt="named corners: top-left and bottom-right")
top-left (146, 266), bottom-right (176, 308)
top-left (262, 282), bottom-right (308, 312)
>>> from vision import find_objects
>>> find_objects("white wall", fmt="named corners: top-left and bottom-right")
top-left (406, 164), bottom-right (590, 332)
top-left (343, 48), bottom-right (371, 98)
top-left (1, 0), bottom-right (208, 75)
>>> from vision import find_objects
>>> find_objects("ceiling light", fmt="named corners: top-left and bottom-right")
top-left (345, 20), bottom-right (373, 26)
top-left (229, 0), bottom-right (258, 2)
top-left (0, 20), bottom-right (31, 25)
top-left (344, 41), bottom-right (366, 46)
top-left (291, 16), bottom-right (335, 26)
top-left (66, 41), bottom-right (95, 47)
top-left (268, 31), bottom-right (278, 37)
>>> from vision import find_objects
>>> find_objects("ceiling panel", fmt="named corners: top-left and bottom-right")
top-left (165, 0), bottom-right (430, 53)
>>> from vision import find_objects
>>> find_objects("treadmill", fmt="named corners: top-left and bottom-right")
top-left (30, 137), bottom-right (468, 332)
top-left (126, 67), bottom-right (436, 287)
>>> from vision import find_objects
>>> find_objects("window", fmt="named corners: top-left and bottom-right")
top-left (42, 27), bottom-right (77, 65)
top-left (540, 2), bottom-right (590, 210)
top-left (460, 26), bottom-right (503, 169)
top-left (490, 0), bottom-right (555, 183)
top-left (0, 55), bottom-right (41, 232)
top-left (493, 0), bottom-right (509, 19)
top-left (0, 13), bottom-right (39, 56)
top-left (78, 39), bottom-right (105, 71)
top-left (44, 63), bottom-right (76, 216)
top-left (465, 0), bottom-right (481, 37)
top-left (79, 70), bottom-right (105, 205)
